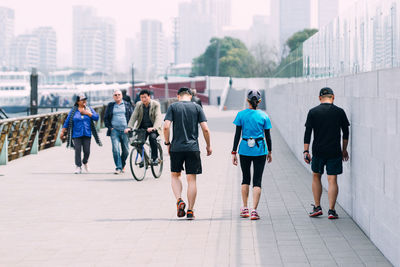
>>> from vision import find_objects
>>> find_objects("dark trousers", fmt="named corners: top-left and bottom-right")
top-left (146, 131), bottom-right (158, 160)
top-left (73, 136), bottom-right (91, 167)
top-left (239, 155), bottom-right (267, 188)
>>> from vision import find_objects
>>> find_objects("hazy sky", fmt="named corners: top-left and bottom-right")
top-left (1, 0), bottom-right (356, 68)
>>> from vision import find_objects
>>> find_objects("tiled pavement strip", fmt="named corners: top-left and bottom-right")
top-left (0, 106), bottom-right (392, 267)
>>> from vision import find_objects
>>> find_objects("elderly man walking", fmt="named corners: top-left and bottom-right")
top-left (304, 87), bottom-right (350, 219)
top-left (104, 89), bottom-right (134, 174)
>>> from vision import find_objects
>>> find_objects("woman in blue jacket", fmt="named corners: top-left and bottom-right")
top-left (60, 93), bottom-right (101, 174)
top-left (231, 89), bottom-right (272, 220)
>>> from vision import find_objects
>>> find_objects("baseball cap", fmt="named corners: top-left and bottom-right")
top-left (178, 87), bottom-right (192, 95)
top-left (76, 93), bottom-right (87, 101)
top-left (247, 89), bottom-right (261, 101)
top-left (319, 87), bottom-right (334, 96)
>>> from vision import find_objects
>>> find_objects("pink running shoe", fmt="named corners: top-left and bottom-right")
top-left (250, 210), bottom-right (260, 220)
top-left (240, 207), bottom-right (250, 218)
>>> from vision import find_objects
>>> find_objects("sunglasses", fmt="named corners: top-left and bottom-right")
top-left (113, 94), bottom-right (121, 96)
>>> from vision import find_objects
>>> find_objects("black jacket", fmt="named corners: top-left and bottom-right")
top-left (104, 101), bottom-right (134, 136)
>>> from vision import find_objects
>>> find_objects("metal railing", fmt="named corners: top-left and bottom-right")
top-left (0, 105), bottom-right (107, 165)
top-left (273, 45), bottom-right (304, 78)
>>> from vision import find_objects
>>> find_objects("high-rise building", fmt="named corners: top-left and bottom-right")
top-left (177, 0), bottom-right (215, 64)
top-left (318, 0), bottom-right (339, 29)
top-left (140, 20), bottom-right (166, 81)
top-left (33, 27), bottom-right (57, 72)
top-left (9, 34), bottom-right (39, 70)
top-left (279, 0), bottom-right (311, 52)
top-left (72, 6), bottom-right (115, 73)
top-left (0, 7), bottom-right (14, 68)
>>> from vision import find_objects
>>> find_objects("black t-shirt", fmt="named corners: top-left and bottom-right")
top-left (304, 103), bottom-right (350, 159)
top-left (140, 104), bottom-right (153, 129)
top-left (164, 101), bottom-right (207, 152)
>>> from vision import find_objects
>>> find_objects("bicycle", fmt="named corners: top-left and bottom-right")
top-left (129, 129), bottom-right (163, 181)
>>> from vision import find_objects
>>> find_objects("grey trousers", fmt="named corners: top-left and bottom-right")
top-left (73, 136), bottom-right (91, 167)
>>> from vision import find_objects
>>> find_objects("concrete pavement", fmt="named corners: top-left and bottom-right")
top-left (0, 106), bottom-right (392, 266)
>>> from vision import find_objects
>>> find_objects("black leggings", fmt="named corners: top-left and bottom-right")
top-left (73, 136), bottom-right (91, 167)
top-left (239, 155), bottom-right (267, 188)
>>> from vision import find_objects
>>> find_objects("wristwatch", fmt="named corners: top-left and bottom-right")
top-left (164, 141), bottom-right (171, 145)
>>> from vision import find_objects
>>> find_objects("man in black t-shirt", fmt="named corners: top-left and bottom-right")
top-left (304, 87), bottom-right (350, 220)
top-left (163, 87), bottom-right (212, 220)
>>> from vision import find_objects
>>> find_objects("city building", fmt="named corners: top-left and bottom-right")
top-left (178, 0), bottom-right (213, 64)
top-left (9, 34), bottom-right (39, 70)
top-left (0, 7), bottom-right (14, 68)
top-left (72, 6), bottom-right (116, 73)
top-left (140, 20), bottom-right (167, 81)
top-left (279, 0), bottom-right (311, 53)
top-left (318, 0), bottom-right (339, 29)
top-left (33, 27), bottom-right (57, 72)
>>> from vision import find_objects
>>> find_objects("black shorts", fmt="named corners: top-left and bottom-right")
top-left (311, 156), bottom-right (343, 175)
top-left (170, 151), bottom-right (202, 174)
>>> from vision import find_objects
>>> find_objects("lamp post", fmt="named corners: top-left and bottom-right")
top-left (131, 63), bottom-right (135, 99)
top-left (164, 63), bottom-right (173, 99)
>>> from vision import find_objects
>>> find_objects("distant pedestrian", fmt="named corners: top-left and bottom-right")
top-left (231, 89), bottom-right (272, 220)
top-left (163, 87), bottom-right (212, 220)
top-left (104, 89), bottom-right (134, 174)
top-left (60, 93), bottom-right (102, 174)
top-left (191, 89), bottom-right (202, 107)
top-left (121, 89), bottom-right (133, 105)
top-left (304, 87), bottom-right (350, 219)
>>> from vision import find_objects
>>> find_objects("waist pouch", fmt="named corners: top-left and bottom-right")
top-left (242, 137), bottom-right (264, 148)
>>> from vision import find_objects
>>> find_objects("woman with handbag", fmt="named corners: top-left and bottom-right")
top-left (60, 93), bottom-right (102, 174)
top-left (231, 89), bottom-right (272, 220)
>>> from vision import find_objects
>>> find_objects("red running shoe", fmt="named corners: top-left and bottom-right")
top-left (176, 198), bottom-right (186, 218)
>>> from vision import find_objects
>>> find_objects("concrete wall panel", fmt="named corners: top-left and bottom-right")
top-left (266, 69), bottom-right (400, 266)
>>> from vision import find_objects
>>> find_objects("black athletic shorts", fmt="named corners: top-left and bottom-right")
top-left (170, 151), bottom-right (202, 174)
top-left (311, 156), bottom-right (343, 175)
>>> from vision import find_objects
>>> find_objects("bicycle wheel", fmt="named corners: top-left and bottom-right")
top-left (151, 143), bottom-right (163, 178)
top-left (130, 146), bottom-right (147, 181)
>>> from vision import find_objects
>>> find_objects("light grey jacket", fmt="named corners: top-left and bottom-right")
top-left (128, 100), bottom-right (162, 135)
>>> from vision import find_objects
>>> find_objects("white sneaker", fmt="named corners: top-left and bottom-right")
top-left (114, 169), bottom-right (122, 174)
top-left (74, 166), bottom-right (82, 174)
top-left (83, 164), bottom-right (90, 173)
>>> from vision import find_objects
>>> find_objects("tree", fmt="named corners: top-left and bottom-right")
top-left (250, 42), bottom-right (279, 77)
top-left (286, 29), bottom-right (318, 52)
top-left (192, 37), bottom-right (256, 77)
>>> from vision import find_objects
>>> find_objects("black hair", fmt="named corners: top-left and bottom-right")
top-left (121, 89), bottom-right (127, 96)
top-left (249, 96), bottom-right (259, 109)
top-left (139, 89), bottom-right (151, 96)
top-left (74, 94), bottom-right (86, 107)
top-left (178, 87), bottom-right (192, 96)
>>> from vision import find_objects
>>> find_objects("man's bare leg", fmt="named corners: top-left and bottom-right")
top-left (171, 172), bottom-right (183, 200)
top-left (187, 174), bottom-right (197, 210)
top-left (327, 175), bottom-right (338, 210)
top-left (312, 173), bottom-right (323, 206)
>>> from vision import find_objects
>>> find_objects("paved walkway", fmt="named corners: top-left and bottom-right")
top-left (0, 106), bottom-right (392, 266)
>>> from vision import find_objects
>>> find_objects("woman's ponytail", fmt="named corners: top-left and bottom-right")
top-left (250, 96), bottom-right (259, 109)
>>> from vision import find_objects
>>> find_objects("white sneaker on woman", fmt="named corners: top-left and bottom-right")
top-left (74, 166), bottom-right (82, 174)
top-left (83, 164), bottom-right (90, 173)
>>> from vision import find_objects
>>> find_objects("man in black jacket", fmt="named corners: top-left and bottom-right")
top-left (104, 89), bottom-right (134, 174)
